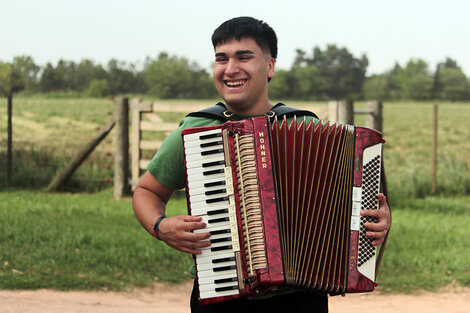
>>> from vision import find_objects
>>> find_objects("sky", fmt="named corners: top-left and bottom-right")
top-left (1, 0), bottom-right (469, 76)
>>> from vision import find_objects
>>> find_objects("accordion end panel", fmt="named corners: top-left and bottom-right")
top-left (347, 126), bottom-right (384, 293)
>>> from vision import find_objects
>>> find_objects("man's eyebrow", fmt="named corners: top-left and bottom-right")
top-left (215, 50), bottom-right (255, 58)
top-left (235, 50), bottom-right (255, 55)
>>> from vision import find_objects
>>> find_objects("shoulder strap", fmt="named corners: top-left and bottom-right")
top-left (186, 102), bottom-right (319, 122)
top-left (269, 103), bottom-right (319, 120)
top-left (186, 102), bottom-right (231, 122)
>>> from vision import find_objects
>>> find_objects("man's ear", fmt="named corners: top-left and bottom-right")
top-left (267, 57), bottom-right (275, 80)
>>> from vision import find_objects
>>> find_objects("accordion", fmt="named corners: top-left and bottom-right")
top-left (182, 115), bottom-right (388, 305)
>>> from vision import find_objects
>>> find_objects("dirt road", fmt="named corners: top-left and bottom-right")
top-left (1, 282), bottom-right (469, 313)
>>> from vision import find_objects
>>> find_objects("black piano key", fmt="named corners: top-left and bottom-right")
top-left (206, 196), bottom-right (229, 204)
top-left (214, 277), bottom-right (237, 284)
top-left (215, 285), bottom-right (238, 292)
top-left (202, 148), bottom-right (224, 156)
top-left (209, 229), bottom-right (231, 236)
top-left (200, 140), bottom-right (223, 148)
top-left (208, 217), bottom-right (230, 224)
top-left (202, 160), bottom-right (225, 168)
top-left (204, 181), bottom-right (225, 188)
top-left (211, 244), bottom-right (232, 252)
top-left (205, 189), bottom-right (226, 196)
top-left (207, 208), bottom-right (229, 215)
top-left (213, 265), bottom-right (237, 272)
top-left (203, 169), bottom-right (225, 176)
top-left (200, 133), bottom-right (222, 140)
top-left (210, 236), bottom-right (231, 244)
top-left (212, 256), bottom-right (235, 264)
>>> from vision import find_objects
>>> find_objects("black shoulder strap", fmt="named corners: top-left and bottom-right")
top-left (186, 102), bottom-right (231, 122)
top-left (269, 103), bottom-right (319, 120)
top-left (186, 102), bottom-right (318, 122)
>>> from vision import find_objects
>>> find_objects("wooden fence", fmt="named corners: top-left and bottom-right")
top-left (125, 99), bottom-right (383, 191)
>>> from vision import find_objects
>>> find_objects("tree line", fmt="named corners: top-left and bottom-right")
top-left (2, 44), bottom-right (470, 101)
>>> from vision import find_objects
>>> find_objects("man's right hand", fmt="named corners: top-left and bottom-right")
top-left (158, 215), bottom-right (211, 255)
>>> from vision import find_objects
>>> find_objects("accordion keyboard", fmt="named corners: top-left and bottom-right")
top-left (183, 129), bottom-right (240, 299)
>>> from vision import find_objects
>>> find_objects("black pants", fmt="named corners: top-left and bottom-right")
top-left (190, 280), bottom-right (328, 313)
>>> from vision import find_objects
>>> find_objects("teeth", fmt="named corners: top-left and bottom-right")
top-left (226, 80), bottom-right (245, 86)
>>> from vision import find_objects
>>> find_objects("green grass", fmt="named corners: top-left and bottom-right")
top-left (379, 196), bottom-right (470, 293)
top-left (0, 189), bottom-right (192, 290)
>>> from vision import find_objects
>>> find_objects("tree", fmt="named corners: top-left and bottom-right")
top-left (12, 55), bottom-right (40, 93)
top-left (436, 68), bottom-right (470, 101)
top-left (363, 74), bottom-right (389, 100)
top-left (75, 59), bottom-right (107, 92)
top-left (144, 53), bottom-right (215, 99)
top-left (310, 45), bottom-right (368, 100)
top-left (0, 62), bottom-right (25, 183)
top-left (392, 59), bottom-right (433, 100)
top-left (432, 58), bottom-right (470, 101)
top-left (106, 59), bottom-right (142, 95)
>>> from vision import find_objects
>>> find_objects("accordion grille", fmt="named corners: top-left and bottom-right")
top-left (270, 118), bottom-right (355, 294)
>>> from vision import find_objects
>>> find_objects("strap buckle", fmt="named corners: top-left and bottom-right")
top-left (223, 110), bottom-right (234, 118)
top-left (266, 111), bottom-right (275, 118)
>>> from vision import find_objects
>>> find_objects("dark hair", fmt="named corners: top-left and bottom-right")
top-left (211, 17), bottom-right (278, 60)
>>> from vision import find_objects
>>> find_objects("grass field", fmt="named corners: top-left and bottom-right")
top-left (0, 96), bottom-right (470, 293)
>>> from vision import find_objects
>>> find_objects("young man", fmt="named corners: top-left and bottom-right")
top-left (133, 17), bottom-right (391, 313)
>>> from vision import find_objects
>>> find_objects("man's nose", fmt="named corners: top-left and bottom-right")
top-left (225, 59), bottom-right (240, 75)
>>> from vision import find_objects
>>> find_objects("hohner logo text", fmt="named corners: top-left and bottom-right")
top-left (258, 132), bottom-right (267, 168)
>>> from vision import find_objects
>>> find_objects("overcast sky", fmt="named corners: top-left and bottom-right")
top-left (1, 0), bottom-right (469, 76)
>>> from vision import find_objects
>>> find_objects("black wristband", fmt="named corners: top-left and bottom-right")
top-left (153, 215), bottom-right (166, 240)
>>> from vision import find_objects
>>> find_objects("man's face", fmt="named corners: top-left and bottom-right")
top-left (213, 37), bottom-right (275, 115)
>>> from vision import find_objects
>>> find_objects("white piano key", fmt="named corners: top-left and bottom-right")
top-left (197, 259), bottom-right (236, 272)
top-left (190, 192), bottom-right (228, 204)
top-left (190, 205), bottom-right (229, 217)
top-left (184, 129), bottom-right (221, 142)
top-left (199, 245), bottom-right (234, 258)
top-left (186, 172), bottom-right (225, 184)
top-left (198, 271), bottom-right (238, 285)
top-left (190, 198), bottom-right (229, 210)
top-left (187, 164), bottom-right (225, 176)
top-left (198, 268), bottom-right (237, 281)
top-left (196, 251), bottom-right (235, 265)
top-left (185, 145), bottom-right (224, 156)
top-left (199, 281), bottom-right (238, 292)
top-left (184, 138), bottom-right (222, 148)
top-left (188, 177), bottom-right (226, 190)
top-left (189, 185), bottom-right (227, 198)
top-left (185, 152), bottom-right (224, 163)
top-left (200, 238), bottom-right (233, 250)
top-left (186, 155), bottom-right (225, 169)
top-left (199, 288), bottom-right (239, 299)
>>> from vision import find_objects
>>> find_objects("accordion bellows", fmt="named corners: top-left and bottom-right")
top-left (182, 116), bottom-right (387, 305)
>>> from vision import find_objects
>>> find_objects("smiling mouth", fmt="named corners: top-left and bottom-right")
top-left (225, 80), bottom-right (246, 87)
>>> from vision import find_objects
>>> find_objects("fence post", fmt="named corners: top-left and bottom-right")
top-left (7, 95), bottom-right (13, 184)
top-left (328, 101), bottom-right (338, 123)
top-left (431, 104), bottom-right (438, 195)
top-left (337, 100), bottom-right (354, 125)
top-left (114, 96), bottom-right (130, 198)
top-left (366, 100), bottom-right (383, 132)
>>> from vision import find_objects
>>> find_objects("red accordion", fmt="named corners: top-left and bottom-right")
top-left (182, 116), bottom-right (388, 305)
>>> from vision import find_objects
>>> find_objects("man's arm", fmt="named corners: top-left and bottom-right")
top-left (133, 171), bottom-right (211, 255)
top-left (361, 193), bottom-right (391, 246)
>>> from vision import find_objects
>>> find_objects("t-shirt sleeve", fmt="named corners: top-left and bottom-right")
top-left (146, 117), bottom-right (221, 190)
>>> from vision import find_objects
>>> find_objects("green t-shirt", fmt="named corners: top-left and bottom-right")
top-left (147, 113), bottom-right (318, 190)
